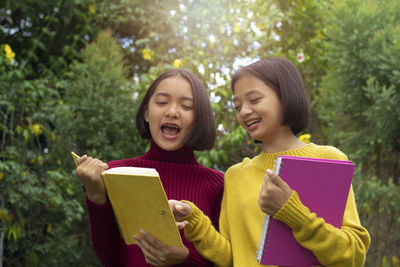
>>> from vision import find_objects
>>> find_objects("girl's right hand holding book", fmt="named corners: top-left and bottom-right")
top-left (75, 155), bottom-right (108, 204)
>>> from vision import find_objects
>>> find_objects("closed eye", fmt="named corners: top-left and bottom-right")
top-left (250, 97), bottom-right (261, 103)
top-left (182, 105), bottom-right (193, 110)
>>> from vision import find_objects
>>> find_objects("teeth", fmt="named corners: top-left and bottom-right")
top-left (247, 119), bottom-right (260, 126)
top-left (164, 124), bottom-right (179, 128)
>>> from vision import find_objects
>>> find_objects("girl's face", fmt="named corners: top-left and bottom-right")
top-left (144, 76), bottom-right (195, 151)
top-left (233, 75), bottom-right (285, 143)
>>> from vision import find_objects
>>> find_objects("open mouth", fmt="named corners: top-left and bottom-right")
top-left (161, 123), bottom-right (181, 137)
top-left (246, 119), bottom-right (261, 128)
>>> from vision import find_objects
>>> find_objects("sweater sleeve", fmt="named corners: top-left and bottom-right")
top-left (86, 197), bottom-right (128, 267)
top-left (180, 200), bottom-right (232, 267)
top-left (273, 187), bottom-right (371, 267)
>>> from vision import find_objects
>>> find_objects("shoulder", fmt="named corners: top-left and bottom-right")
top-left (197, 164), bottom-right (224, 182)
top-left (311, 143), bottom-right (349, 161)
top-left (225, 157), bottom-right (252, 177)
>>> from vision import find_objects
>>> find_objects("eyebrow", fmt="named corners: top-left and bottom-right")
top-left (233, 90), bottom-right (260, 102)
top-left (154, 92), bottom-right (194, 102)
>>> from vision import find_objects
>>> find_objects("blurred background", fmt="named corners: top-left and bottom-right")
top-left (0, 0), bottom-right (399, 266)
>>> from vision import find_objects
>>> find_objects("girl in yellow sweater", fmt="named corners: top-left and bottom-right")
top-left (142, 57), bottom-right (370, 266)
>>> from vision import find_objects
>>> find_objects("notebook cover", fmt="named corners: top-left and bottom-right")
top-left (102, 167), bottom-right (183, 247)
top-left (259, 156), bottom-right (355, 266)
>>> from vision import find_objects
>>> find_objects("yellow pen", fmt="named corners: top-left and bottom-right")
top-left (71, 151), bottom-right (80, 167)
top-left (71, 151), bottom-right (86, 192)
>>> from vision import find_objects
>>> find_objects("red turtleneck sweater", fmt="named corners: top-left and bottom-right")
top-left (86, 139), bottom-right (224, 267)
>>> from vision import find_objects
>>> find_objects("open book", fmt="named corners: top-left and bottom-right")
top-left (71, 152), bottom-right (183, 247)
top-left (256, 155), bottom-right (355, 266)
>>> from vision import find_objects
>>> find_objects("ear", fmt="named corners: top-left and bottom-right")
top-left (144, 108), bottom-right (149, 122)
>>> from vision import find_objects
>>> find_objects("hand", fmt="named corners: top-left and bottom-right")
top-left (259, 169), bottom-right (293, 215)
top-left (75, 155), bottom-right (108, 204)
top-left (134, 230), bottom-right (189, 266)
top-left (168, 200), bottom-right (191, 229)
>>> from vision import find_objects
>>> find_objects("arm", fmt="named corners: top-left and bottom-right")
top-left (275, 188), bottom-right (370, 267)
top-left (260, 170), bottom-right (370, 267)
top-left (173, 199), bottom-right (232, 267)
top-left (75, 155), bottom-right (108, 204)
top-left (86, 198), bottom-right (128, 266)
top-left (75, 155), bottom-right (127, 266)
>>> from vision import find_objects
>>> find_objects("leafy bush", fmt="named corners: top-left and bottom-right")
top-left (317, 0), bottom-right (400, 265)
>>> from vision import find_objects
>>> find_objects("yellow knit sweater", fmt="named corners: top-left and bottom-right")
top-left (181, 143), bottom-right (370, 267)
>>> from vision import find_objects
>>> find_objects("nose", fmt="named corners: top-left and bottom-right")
top-left (166, 104), bottom-right (179, 119)
top-left (239, 103), bottom-right (252, 117)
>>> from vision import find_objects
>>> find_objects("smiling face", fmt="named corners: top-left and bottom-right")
top-left (144, 76), bottom-right (195, 151)
top-left (233, 75), bottom-right (288, 143)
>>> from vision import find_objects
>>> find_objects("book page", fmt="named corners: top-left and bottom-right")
top-left (102, 166), bottom-right (158, 176)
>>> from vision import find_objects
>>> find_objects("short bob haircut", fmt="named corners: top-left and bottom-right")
top-left (231, 57), bottom-right (310, 135)
top-left (136, 69), bottom-right (216, 150)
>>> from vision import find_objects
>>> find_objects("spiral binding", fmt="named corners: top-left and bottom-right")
top-left (256, 156), bottom-right (284, 262)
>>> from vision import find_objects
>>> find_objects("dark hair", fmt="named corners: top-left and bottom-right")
top-left (136, 69), bottom-right (216, 150)
top-left (231, 57), bottom-right (310, 135)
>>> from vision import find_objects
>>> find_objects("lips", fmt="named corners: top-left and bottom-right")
top-left (161, 123), bottom-right (180, 136)
top-left (246, 119), bottom-right (261, 128)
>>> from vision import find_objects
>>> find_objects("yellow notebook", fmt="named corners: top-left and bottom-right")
top-left (71, 152), bottom-right (183, 247)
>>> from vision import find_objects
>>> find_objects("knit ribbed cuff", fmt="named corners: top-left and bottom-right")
top-left (179, 201), bottom-right (203, 226)
top-left (86, 195), bottom-right (110, 208)
top-left (273, 191), bottom-right (310, 230)
top-left (179, 200), bottom-right (207, 241)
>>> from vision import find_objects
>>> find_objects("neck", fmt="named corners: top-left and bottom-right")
top-left (143, 139), bottom-right (198, 164)
top-left (262, 128), bottom-right (305, 153)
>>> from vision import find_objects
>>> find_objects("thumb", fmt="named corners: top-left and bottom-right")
top-left (267, 169), bottom-right (291, 192)
top-left (175, 202), bottom-right (192, 218)
top-left (169, 200), bottom-right (191, 220)
top-left (101, 162), bottom-right (109, 170)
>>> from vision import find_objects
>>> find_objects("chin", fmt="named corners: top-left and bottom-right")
top-left (248, 133), bottom-right (264, 143)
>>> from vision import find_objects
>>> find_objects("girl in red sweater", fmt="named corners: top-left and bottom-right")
top-left (75, 69), bottom-right (224, 267)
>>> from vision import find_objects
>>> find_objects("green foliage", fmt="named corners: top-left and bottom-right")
top-left (54, 30), bottom-right (147, 163)
top-left (317, 0), bottom-right (400, 265)
top-left (0, 0), bottom-right (110, 78)
top-left (317, 0), bottom-right (400, 177)
top-left (2, 0), bottom-right (400, 265)
top-left (269, 0), bottom-right (332, 140)
top-left (0, 49), bottom-right (93, 266)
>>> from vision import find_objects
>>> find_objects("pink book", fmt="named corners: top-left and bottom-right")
top-left (256, 155), bottom-right (355, 266)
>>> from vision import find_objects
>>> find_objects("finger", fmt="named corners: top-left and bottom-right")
top-left (168, 199), bottom-right (178, 213)
top-left (139, 230), bottom-right (163, 250)
top-left (135, 237), bottom-right (160, 265)
top-left (76, 155), bottom-right (88, 165)
top-left (169, 200), bottom-right (191, 220)
top-left (134, 234), bottom-right (159, 258)
top-left (86, 158), bottom-right (108, 173)
top-left (264, 170), bottom-right (276, 188)
top-left (94, 159), bottom-right (108, 170)
top-left (176, 220), bottom-right (188, 230)
top-left (266, 169), bottom-right (289, 190)
top-left (270, 173), bottom-right (292, 192)
top-left (175, 203), bottom-right (191, 218)
top-left (78, 156), bottom-right (94, 170)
